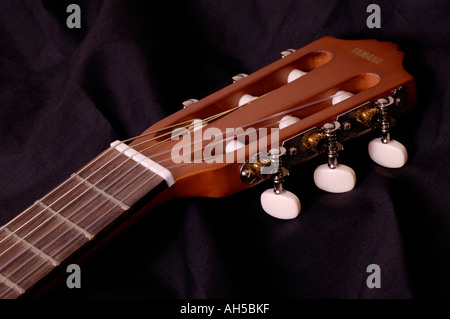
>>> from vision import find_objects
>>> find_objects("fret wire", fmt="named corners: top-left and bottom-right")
top-left (0, 149), bottom-right (127, 249)
top-left (43, 173), bottom-right (160, 276)
top-left (71, 174), bottom-right (131, 210)
top-left (1, 160), bottom-right (144, 283)
top-left (0, 147), bottom-right (152, 262)
top-left (36, 202), bottom-right (94, 240)
top-left (0, 127), bottom-right (190, 284)
top-left (0, 228), bottom-right (56, 288)
top-left (83, 175), bottom-right (159, 232)
top-left (1, 227), bottom-right (59, 267)
top-left (52, 169), bottom-right (152, 250)
top-left (0, 272), bottom-right (25, 295)
top-left (1, 147), bottom-right (116, 229)
top-left (11, 163), bottom-right (156, 287)
top-left (3, 249), bottom-right (54, 289)
top-left (45, 174), bottom-right (158, 263)
top-left (4, 152), bottom-right (164, 285)
top-left (40, 163), bottom-right (146, 246)
top-left (36, 163), bottom-right (150, 256)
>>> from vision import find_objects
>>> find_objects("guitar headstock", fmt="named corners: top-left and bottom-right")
top-left (128, 37), bottom-right (415, 218)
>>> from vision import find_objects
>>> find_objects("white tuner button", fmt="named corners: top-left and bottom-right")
top-left (287, 69), bottom-right (307, 83)
top-left (368, 139), bottom-right (408, 168)
top-left (313, 164), bottom-right (356, 193)
top-left (238, 94), bottom-right (258, 107)
top-left (332, 90), bottom-right (354, 105)
top-left (260, 189), bottom-right (301, 220)
top-left (182, 99), bottom-right (198, 108)
top-left (279, 115), bottom-right (300, 129)
top-left (225, 140), bottom-right (245, 153)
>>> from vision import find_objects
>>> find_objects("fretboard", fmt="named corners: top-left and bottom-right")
top-left (0, 142), bottom-right (171, 298)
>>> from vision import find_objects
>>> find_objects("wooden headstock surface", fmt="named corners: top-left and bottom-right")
top-left (129, 37), bottom-right (416, 199)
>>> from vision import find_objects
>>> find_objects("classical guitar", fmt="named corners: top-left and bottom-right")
top-left (0, 37), bottom-right (415, 298)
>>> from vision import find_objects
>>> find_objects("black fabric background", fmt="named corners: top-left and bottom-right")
top-left (0, 0), bottom-right (449, 299)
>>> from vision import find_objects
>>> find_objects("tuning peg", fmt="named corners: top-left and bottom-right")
top-left (182, 98), bottom-right (198, 108)
top-left (368, 97), bottom-right (408, 168)
top-left (238, 94), bottom-right (258, 107)
top-left (280, 49), bottom-right (296, 58)
top-left (232, 73), bottom-right (248, 83)
top-left (278, 115), bottom-right (300, 129)
top-left (261, 188), bottom-right (301, 220)
top-left (313, 164), bottom-right (357, 193)
top-left (287, 69), bottom-right (307, 83)
top-left (332, 90), bottom-right (354, 105)
top-left (313, 121), bottom-right (356, 193)
top-left (259, 148), bottom-right (301, 219)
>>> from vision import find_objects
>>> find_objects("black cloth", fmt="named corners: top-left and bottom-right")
top-left (1, 0), bottom-right (449, 299)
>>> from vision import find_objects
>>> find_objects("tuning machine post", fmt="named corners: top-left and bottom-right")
top-left (368, 97), bottom-right (408, 168)
top-left (260, 147), bottom-right (301, 220)
top-left (313, 121), bottom-right (357, 193)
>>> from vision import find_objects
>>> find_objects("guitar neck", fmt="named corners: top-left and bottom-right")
top-left (0, 142), bottom-right (171, 298)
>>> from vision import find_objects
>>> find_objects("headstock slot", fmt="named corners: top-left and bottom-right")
top-left (240, 72), bottom-right (381, 133)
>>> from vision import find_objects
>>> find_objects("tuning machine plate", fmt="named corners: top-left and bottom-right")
top-left (240, 147), bottom-right (286, 185)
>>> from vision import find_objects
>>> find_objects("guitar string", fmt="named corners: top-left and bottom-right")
top-left (0, 158), bottom-right (152, 275)
top-left (0, 92), bottom-right (344, 287)
top-left (12, 174), bottom-right (160, 286)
